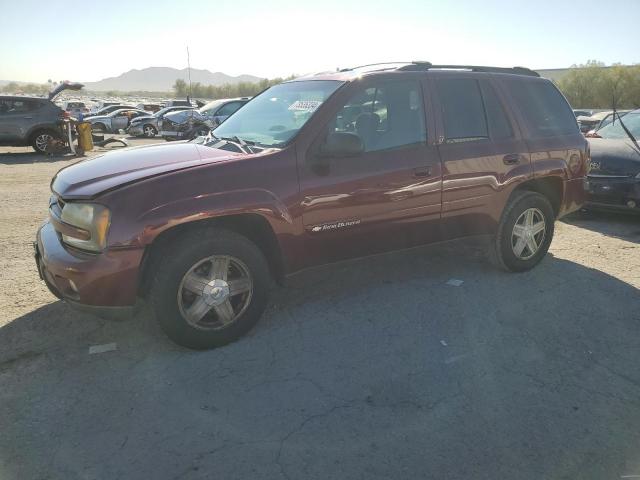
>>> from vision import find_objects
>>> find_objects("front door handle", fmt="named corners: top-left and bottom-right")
top-left (413, 166), bottom-right (431, 177)
top-left (23, 116), bottom-right (33, 120)
top-left (503, 154), bottom-right (521, 165)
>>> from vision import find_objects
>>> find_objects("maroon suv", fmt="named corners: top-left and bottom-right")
top-left (35, 62), bottom-right (588, 349)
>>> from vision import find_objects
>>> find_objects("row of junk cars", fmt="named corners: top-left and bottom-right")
top-left (70, 96), bottom-right (250, 141)
top-left (0, 80), bottom-right (638, 214)
top-left (0, 81), bottom-right (249, 153)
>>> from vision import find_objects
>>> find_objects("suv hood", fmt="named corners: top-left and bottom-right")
top-left (52, 143), bottom-right (242, 199)
top-left (48, 81), bottom-right (84, 100)
top-left (588, 138), bottom-right (640, 177)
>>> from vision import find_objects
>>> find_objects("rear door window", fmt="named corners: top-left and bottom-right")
top-left (480, 82), bottom-right (514, 140)
top-left (436, 78), bottom-right (488, 143)
top-left (507, 80), bottom-right (578, 137)
top-left (7, 100), bottom-right (36, 113)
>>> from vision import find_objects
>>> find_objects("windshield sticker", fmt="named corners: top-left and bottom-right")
top-left (288, 100), bottom-right (321, 112)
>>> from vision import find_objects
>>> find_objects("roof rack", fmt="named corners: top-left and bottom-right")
top-left (397, 62), bottom-right (540, 77)
top-left (338, 62), bottom-right (412, 73)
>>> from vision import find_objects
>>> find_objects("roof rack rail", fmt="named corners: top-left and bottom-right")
top-left (338, 62), bottom-right (413, 72)
top-left (398, 62), bottom-right (539, 77)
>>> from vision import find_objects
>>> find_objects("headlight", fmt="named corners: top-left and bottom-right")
top-left (636, 172), bottom-right (640, 179)
top-left (60, 203), bottom-right (111, 252)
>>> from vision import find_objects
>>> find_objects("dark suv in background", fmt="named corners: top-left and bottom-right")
top-left (36, 63), bottom-right (587, 349)
top-left (0, 82), bottom-right (83, 153)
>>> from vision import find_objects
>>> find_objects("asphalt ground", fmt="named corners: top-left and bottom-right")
top-left (1, 138), bottom-right (639, 479)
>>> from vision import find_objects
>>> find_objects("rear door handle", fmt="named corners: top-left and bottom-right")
top-left (23, 116), bottom-right (33, 120)
top-left (503, 154), bottom-right (521, 165)
top-left (413, 166), bottom-right (431, 177)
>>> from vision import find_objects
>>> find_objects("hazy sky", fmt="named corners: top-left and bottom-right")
top-left (1, 0), bottom-right (638, 83)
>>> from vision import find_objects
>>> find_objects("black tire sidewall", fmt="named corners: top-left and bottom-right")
top-left (149, 229), bottom-right (271, 349)
top-left (497, 192), bottom-right (555, 272)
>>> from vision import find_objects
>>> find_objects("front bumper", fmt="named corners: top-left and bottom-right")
top-left (585, 175), bottom-right (640, 211)
top-left (160, 130), bottom-right (183, 138)
top-left (35, 221), bottom-right (144, 319)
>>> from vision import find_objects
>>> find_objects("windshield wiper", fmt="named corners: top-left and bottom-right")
top-left (216, 136), bottom-right (255, 153)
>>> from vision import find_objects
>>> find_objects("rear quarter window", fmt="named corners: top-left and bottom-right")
top-left (507, 79), bottom-right (578, 137)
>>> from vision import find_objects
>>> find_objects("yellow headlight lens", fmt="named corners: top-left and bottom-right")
top-left (60, 203), bottom-right (111, 252)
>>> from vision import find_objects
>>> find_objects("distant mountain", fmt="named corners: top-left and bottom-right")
top-left (83, 67), bottom-right (263, 92)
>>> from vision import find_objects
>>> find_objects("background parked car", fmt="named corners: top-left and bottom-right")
top-left (90, 101), bottom-right (124, 113)
top-left (585, 109), bottom-right (640, 212)
top-left (162, 99), bottom-right (194, 108)
top-left (573, 109), bottom-right (593, 118)
top-left (87, 108), bottom-right (148, 133)
top-left (85, 104), bottom-right (134, 118)
top-left (160, 97), bottom-right (248, 141)
top-left (61, 101), bottom-right (89, 118)
top-left (135, 103), bottom-right (162, 113)
top-left (126, 106), bottom-right (194, 137)
top-left (0, 82), bottom-right (83, 153)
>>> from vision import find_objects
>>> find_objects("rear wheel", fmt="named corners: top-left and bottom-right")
top-left (492, 191), bottom-right (555, 272)
top-left (149, 228), bottom-right (271, 349)
top-left (30, 130), bottom-right (60, 153)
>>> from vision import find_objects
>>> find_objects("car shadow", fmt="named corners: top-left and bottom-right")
top-left (563, 209), bottom-right (640, 243)
top-left (1, 242), bottom-right (640, 479)
top-left (0, 151), bottom-right (80, 165)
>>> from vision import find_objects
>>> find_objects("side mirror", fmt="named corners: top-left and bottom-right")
top-left (318, 132), bottom-right (364, 157)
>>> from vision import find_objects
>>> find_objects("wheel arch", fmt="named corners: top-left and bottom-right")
top-left (27, 124), bottom-right (61, 141)
top-left (510, 176), bottom-right (563, 218)
top-left (138, 213), bottom-right (286, 297)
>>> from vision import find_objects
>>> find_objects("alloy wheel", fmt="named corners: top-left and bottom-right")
top-left (511, 208), bottom-right (546, 260)
top-left (177, 255), bottom-right (253, 330)
top-left (35, 133), bottom-right (53, 152)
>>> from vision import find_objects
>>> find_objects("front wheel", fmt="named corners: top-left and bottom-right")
top-left (31, 130), bottom-right (60, 153)
top-left (149, 228), bottom-right (271, 349)
top-left (143, 124), bottom-right (157, 137)
top-left (492, 191), bottom-right (555, 272)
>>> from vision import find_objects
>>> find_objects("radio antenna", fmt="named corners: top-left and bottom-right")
top-left (186, 45), bottom-right (192, 103)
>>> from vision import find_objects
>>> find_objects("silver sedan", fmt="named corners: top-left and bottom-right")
top-left (86, 108), bottom-right (148, 133)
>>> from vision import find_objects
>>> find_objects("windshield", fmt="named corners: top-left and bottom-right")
top-left (199, 100), bottom-right (226, 115)
top-left (597, 111), bottom-right (640, 139)
top-left (155, 107), bottom-right (186, 117)
top-left (107, 109), bottom-right (129, 117)
top-left (211, 80), bottom-right (343, 147)
top-left (597, 111), bottom-right (629, 130)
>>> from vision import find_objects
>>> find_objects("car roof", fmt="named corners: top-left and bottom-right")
top-left (288, 62), bottom-right (541, 83)
top-left (0, 95), bottom-right (49, 101)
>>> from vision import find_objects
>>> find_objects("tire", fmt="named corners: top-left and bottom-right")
top-left (149, 228), bottom-right (271, 349)
top-left (492, 191), bottom-right (555, 272)
top-left (30, 130), bottom-right (60, 154)
top-left (143, 124), bottom-right (157, 137)
top-left (93, 123), bottom-right (107, 133)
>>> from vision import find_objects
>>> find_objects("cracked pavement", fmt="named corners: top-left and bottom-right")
top-left (1, 144), bottom-right (640, 479)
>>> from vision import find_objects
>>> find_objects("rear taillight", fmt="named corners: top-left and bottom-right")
top-left (59, 111), bottom-right (71, 119)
